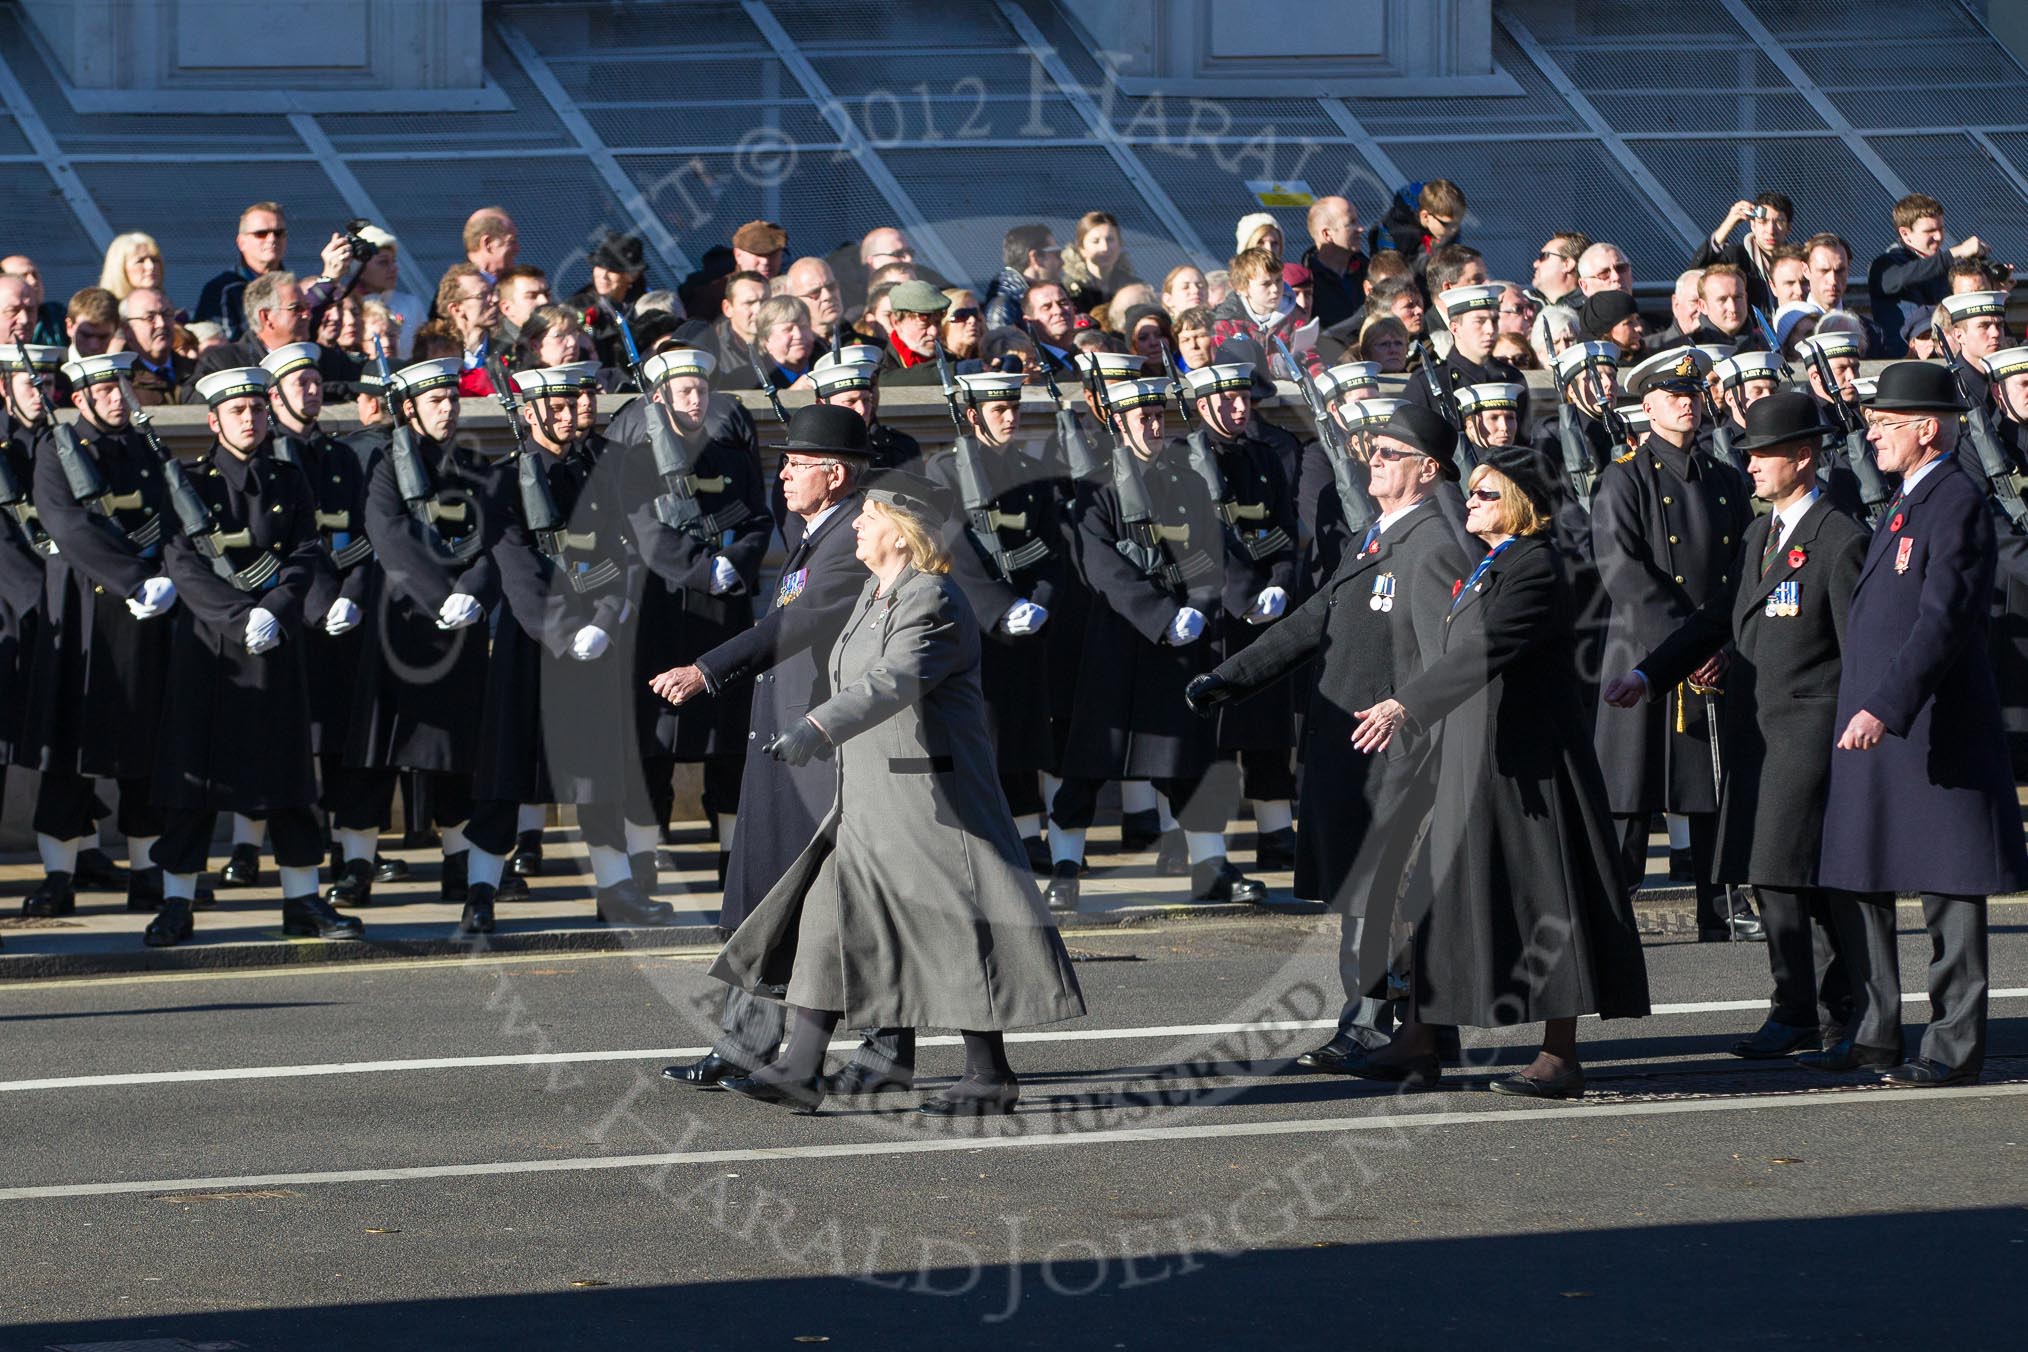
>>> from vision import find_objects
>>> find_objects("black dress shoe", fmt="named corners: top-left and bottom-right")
top-left (143, 897), bottom-right (194, 948)
top-left (1296, 1037), bottom-right (1382, 1074)
top-left (1698, 912), bottom-right (1768, 943)
top-left (1118, 808), bottom-right (1161, 852)
top-left (919, 1078), bottom-right (1018, 1116)
top-left (124, 866), bottom-right (165, 914)
top-left (218, 843), bottom-right (261, 888)
top-left (1796, 1037), bottom-right (1901, 1073)
top-left (460, 883), bottom-right (496, 935)
top-left (1155, 831), bottom-right (1190, 876)
top-left (1881, 1057), bottom-right (1980, 1088)
top-left (509, 830), bottom-right (544, 878)
top-left (1346, 1052), bottom-right (1441, 1088)
top-left (1489, 1065), bottom-right (1585, 1100)
top-left (596, 880), bottom-right (678, 926)
top-left (1023, 836), bottom-right (1052, 875)
top-left (1045, 859), bottom-right (1081, 914)
top-left (1732, 1018), bottom-right (1820, 1060)
top-left (73, 847), bottom-right (124, 890)
top-left (282, 893), bottom-right (365, 940)
top-left (720, 1072), bottom-right (826, 1114)
top-left (1190, 856), bottom-right (1267, 905)
top-left (1254, 826), bottom-right (1297, 872)
top-left (662, 1053), bottom-right (751, 1090)
top-left (826, 1062), bottom-right (916, 1097)
top-left (630, 852), bottom-right (658, 894)
top-left (23, 871), bottom-right (76, 918)
top-left (373, 856), bottom-right (410, 885)
top-left (439, 850), bottom-right (469, 903)
top-left (326, 858), bottom-right (375, 907)
top-left (1668, 846), bottom-right (1694, 882)
top-left (493, 870), bottom-right (531, 902)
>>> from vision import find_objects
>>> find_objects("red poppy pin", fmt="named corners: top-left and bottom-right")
top-left (584, 307), bottom-right (599, 329)
top-left (1787, 547), bottom-right (1806, 568)
top-left (1889, 512), bottom-right (1905, 532)
top-left (1451, 578), bottom-right (1464, 599)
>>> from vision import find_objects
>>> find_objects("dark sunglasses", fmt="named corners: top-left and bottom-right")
top-left (947, 307), bottom-right (981, 322)
top-left (246, 227), bottom-right (287, 238)
top-left (1468, 487), bottom-right (1504, 502)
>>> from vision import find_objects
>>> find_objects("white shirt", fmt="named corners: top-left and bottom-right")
top-left (1376, 497), bottom-right (1428, 535)
top-left (801, 501), bottom-right (845, 539)
top-left (1769, 486), bottom-right (1821, 551)
top-left (1897, 453), bottom-right (1950, 500)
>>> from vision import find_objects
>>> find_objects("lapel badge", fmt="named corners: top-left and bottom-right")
top-left (1889, 512), bottom-right (1905, 532)
top-left (1787, 547), bottom-right (1806, 569)
top-left (1894, 537), bottom-right (1914, 574)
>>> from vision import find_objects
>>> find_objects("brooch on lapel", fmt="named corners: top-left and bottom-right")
top-left (1889, 512), bottom-right (1905, 532)
top-left (1450, 578), bottom-right (1463, 599)
top-left (1787, 547), bottom-right (1806, 568)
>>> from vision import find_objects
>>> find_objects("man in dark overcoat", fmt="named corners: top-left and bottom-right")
top-left (1190, 404), bottom-right (1470, 1068)
top-left (145, 367), bottom-right (353, 947)
top-left (1591, 345), bottom-right (1762, 940)
top-left (1810, 362), bottom-right (2028, 1086)
top-left (1607, 393), bottom-right (1869, 1058)
top-left (652, 405), bottom-right (916, 1097)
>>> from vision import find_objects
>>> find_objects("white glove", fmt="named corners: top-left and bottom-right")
top-left (999, 599), bottom-right (1048, 636)
top-left (126, 574), bottom-right (177, 620)
top-left (1247, 586), bottom-right (1289, 625)
top-left (1165, 606), bottom-right (1206, 646)
top-left (244, 607), bottom-right (281, 654)
top-left (569, 624), bottom-right (611, 661)
top-left (708, 555), bottom-right (742, 596)
top-left (323, 597), bottom-right (361, 635)
top-left (437, 593), bottom-right (483, 630)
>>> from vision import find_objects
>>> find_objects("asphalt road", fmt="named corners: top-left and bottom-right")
top-left (2, 906), bottom-right (2025, 1351)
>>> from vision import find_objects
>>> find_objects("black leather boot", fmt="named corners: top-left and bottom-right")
top-left (143, 897), bottom-right (194, 947)
top-left (219, 843), bottom-right (261, 888)
top-left (325, 858), bottom-right (375, 907)
top-left (460, 882), bottom-right (496, 934)
top-left (23, 871), bottom-right (77, 918)
top-left (509, 830), bottom-right (544, 878)
top-left (282, 893), bottom-right (365, 939)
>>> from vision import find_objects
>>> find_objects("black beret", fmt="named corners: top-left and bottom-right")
top-left (1377, 403), bottom-right (1460, 479)
top-left (1579, 289), bottom-right (1639, 338)
top-left (1477, 444), bottom-right (1556, 519)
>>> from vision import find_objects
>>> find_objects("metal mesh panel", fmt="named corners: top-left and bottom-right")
top-left (587, 104), bottom-right (840, 150)
top-left (74, 161), bottom-right (352, 306)
top-left (1625, 136), bottom-right (1895, 264)
top-left (502, 1), bottom-right (767, 57)
top-left (1745, 0), bottom-right (1991, 42)
top-left (616, 151), bottom-right (896, 280)
top-left (0, 115), bottom-right (32, 157)
top-left (1136, 144), bottom-right (1395, 269)
top-left (880, 145), bottom-right (1190, 289)
top-left (3, 166), bottom-right (111, 300)
top-left (802, 58), bottom-right (1091, 141)
top-left (1588, 92), bottom-right (1825, 134)
top-left (771, 0), bottom-right (1020, 49)
top-left (808, 52), bottom-right (1057, 95)
top-left (1104, 95), bottom-right (1346, 146)
top-left (544, 55), bottom-right (793, 103)
top-left (349, 156), bottom-right (633, 298)
top-left (315, 28), bottom-right (573, 154)
top-left (1506, 0), bottom-right (1743, 40)
top-left (1344, 30), bottom-right (1580, 137)
top-left (1375, 139), bottom-right (1685, 285)
top-left (1866, 133), bottom-right (2028, 270)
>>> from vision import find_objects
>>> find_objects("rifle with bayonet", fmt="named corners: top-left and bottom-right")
top-left (1163, 344), bottom-right (1236, 526)
top-left (1040, 355), bottom-right (1101, 482)
top-left (748, 341), bottom-right (790, 427)
top-left (1412, 338), bottom-right (1463, 431)
top-left (487, 354), bottom-right (568, 560)
top-left (1272, 331), bottom-right (1375, 539)
top-left (934, 340), bottom-right (1019, 584)
top-left (1089, 370), bottom-right (1202, 590)
top-left (371, 335), bottom-right (479, 561)
top-left (1804, 344), bottom-right (1892, 525)
top-left (122, 369), bottom-right (282, 590)
top-left (25, 351), bottom-right (115, 522)
top-left (1934, 320), bottom-right (2028, 534)
top-left (1556, 373), bottom-right (1604, 511)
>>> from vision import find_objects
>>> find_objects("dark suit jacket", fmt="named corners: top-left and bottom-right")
top-left (1639, 495), bottom-right (1866, 886)
top-left (1819, 456), bottom-right (2028, 895)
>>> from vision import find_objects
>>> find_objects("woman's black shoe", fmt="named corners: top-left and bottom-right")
top-left (143, 898), bottom-right (195, 947)
top-left (1346, 1052), bottom-right (1441, 1088)
top-left (720, 1073), bottom-right (826, 1114)
top-left (1488, 1066), bottom-right (1585, 1100)
top-left (919, 1079), bottom-right (1019, 1117)
top-left (460, 883), bottom-right (497, 934)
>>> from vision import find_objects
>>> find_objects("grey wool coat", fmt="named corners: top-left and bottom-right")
top-left (711, 567), bottom-right (1087, 1032)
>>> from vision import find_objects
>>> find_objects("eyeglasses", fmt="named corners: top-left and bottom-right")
top-left (782, 456), bottom-right (838, 471)
top-left (1865, 415), bottom-right (1930, 432)
top-left (127, 310), bottom-right (172, 324)
top-left (1535, 251), bottom-right (1571, 264)
top-left (1498, 304), bottom-right (1533, 317)
top-left (947, 307), bottom-right (981, 322)
top-left (1468, 487), bottom-right (1504, 502)
top-left (244, 227), bottom-right (287, 239)
top-left (1371, 445), bottom-right (1426, 463)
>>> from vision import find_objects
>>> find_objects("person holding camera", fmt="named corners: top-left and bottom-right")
top-left (1693, 191), bottom-right (1793, 314)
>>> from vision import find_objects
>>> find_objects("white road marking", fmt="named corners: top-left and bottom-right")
top-left (4, 990), bottom-right (2025, 1096)
top-left (4, 1081), bottom-right (2023, 1203)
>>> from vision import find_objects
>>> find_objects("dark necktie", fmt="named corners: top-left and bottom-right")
top-left (1760, 518), bottom-right (1783, 577)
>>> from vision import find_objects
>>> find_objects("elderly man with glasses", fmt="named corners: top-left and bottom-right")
top-left (118, 288), bottom-right (194, 405)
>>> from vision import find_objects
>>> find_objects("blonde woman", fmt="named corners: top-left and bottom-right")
top-left (712, 476), bottom-right (1085, 1117)
top-left (99, 232), bottom-right (166, 303)
top-left (1349, 448), bottom-right (1649, 1097)
top-left (938, 287), bottom-right (984, 361)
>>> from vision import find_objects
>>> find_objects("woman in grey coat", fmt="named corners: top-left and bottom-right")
top-left (711, 473), bottom-right (1086, 1116)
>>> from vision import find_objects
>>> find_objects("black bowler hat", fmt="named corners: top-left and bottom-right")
top-left (1867, 360), bottom-right (1967, 413)
top-left (591, 231), bottom-right (646, 275)
top-left (1376, 403), bottom-right (1461, 479)
top-left (1477, 444), bottom-right (1556, 519)
top-left (1736, 391), bottom-right (1836, 454)
top-left (782, 403), bottom-right (871, 458)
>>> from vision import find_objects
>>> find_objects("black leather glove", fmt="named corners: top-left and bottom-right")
top-left (763, 717), bottom-right (830, 767)
top-left (1184, 673), bottom-right (1234, 717)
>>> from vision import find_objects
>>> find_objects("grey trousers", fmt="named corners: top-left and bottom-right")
top-left (1334, 914), bottom-right (1398, 1050)
top-left (1833, 891), bottom-right (1989, 1071)
top-left (714, 985), bottom-right (916, 1078)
